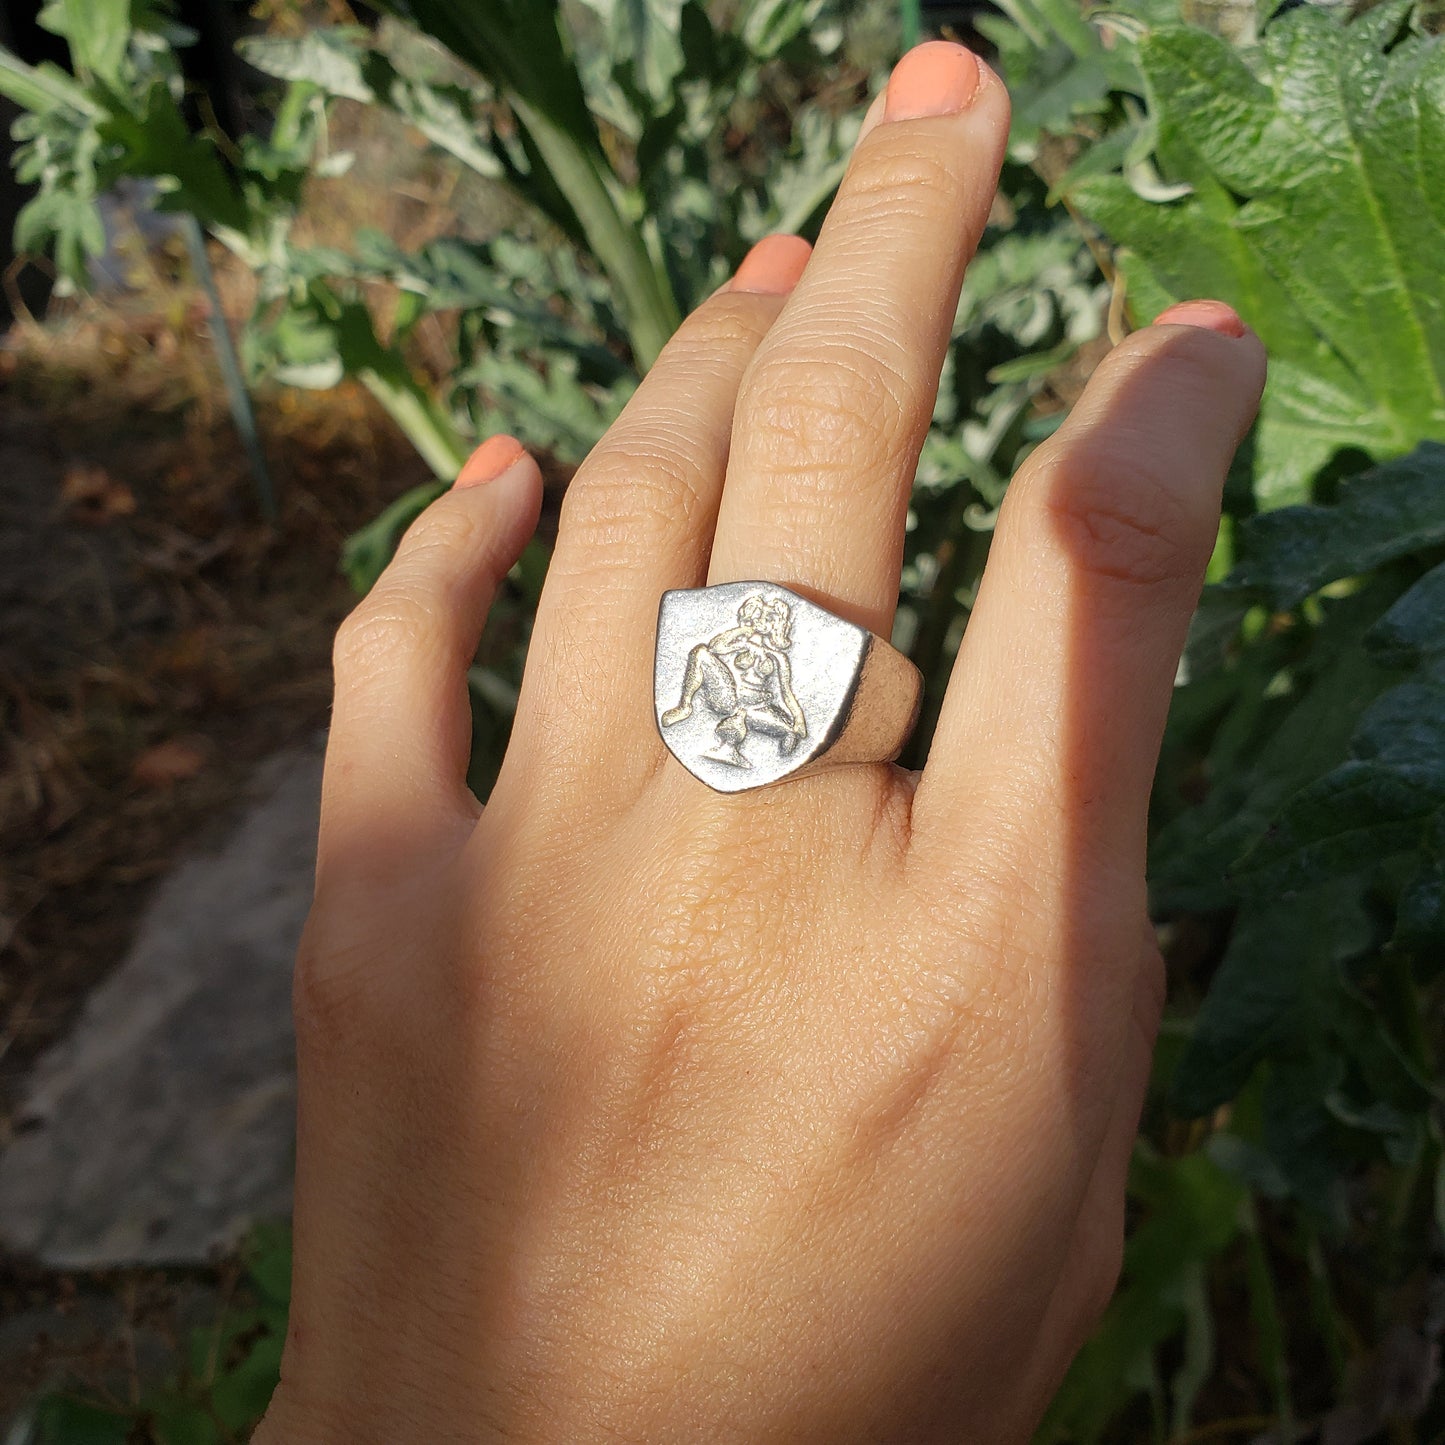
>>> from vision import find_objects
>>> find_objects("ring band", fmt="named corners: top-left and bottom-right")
top-left (654, 581), bottom-right (923, 793)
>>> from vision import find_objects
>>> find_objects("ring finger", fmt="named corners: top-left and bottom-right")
top-left (707, 41), bottom-right (1010, 639)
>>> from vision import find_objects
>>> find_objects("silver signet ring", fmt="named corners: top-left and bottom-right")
top-left (654, 581), bottom-right (923, 793)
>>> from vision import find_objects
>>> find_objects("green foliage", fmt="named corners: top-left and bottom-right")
top-left (1040, 1149), bottom-right (1247, 1442)
top-left (27, 1224), bottom-right (290, 1444)
top-left (7, 0), bottom-right (1445, 1441)
top-left (1064, 3), bottom-right (1445, 506)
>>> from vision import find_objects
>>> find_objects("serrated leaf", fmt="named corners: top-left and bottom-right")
top-left (96, 80), bottom-right (247, 232)
top-left (1067, 13), bottom-right (1445, 508)
top-left (1234, 665), bottom-right (1445, 892)
top-left (1238, 762), bottom-right (1445, 893)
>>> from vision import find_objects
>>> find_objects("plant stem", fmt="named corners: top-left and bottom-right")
top-left (510, 97), bottom-right (680, 369)
top-left (900, 0), bottom-right (922, 50)
top-left (182, 214), bottom-right (277, 521)
top-left (1241, 1197), bottom-right (1295, 1440)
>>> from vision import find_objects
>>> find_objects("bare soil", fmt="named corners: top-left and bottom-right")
top-left (0, 279), bottom-right (433, 1420)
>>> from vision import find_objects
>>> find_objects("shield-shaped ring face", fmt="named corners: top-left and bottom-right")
top-left (654, 581), bottom-right (870, 793)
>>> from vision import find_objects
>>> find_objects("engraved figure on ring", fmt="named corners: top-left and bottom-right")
top-left (660, 594), bottom-right (808, 768)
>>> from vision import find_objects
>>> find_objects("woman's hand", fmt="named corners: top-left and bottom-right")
top-left (256, 40), bottom-right (1264, 1445)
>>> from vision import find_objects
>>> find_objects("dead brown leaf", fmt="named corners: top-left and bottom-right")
top-left (60, 462), bottom-right (138, 525)
top-left (129, 738), bottom-right (208, 788)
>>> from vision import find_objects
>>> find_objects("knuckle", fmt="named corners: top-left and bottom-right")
top-left (564, 429), bottom-right (711, 548)
top-left (332, 585), bottom-right (436, 681)
top-left (676, 293), bottom-right (771, 359)
top-left (291, 906), bottom-right (377, 1054)
top-left (1031, 440), bottom-right (1205, 593)
top-left (741, 341), bottom-right (917, 483)
top-left (397, 499), bottom-right (484, 562)
top-left (843, 136), bottom-right (967, 223)
top-left (1112, 320), bottom-right (1248, 399)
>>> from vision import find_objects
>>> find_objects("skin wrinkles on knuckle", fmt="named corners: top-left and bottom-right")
top-left (332, 584), bottom-right (455, 684)
top-left (841, 136), bottom-right (971, 223)
top-left (291, 917), bottom-right (386, 1056)
top-left (564, 435), bottom-right (714, 548)
top-left (674, 293), bottom-right (774, 357)
top-left (1029, 438), bottom-right (1206, 593)
top-left (397, 498), bottom-right (485, 560)
top-left (740, 349), bottom-right (916, 482)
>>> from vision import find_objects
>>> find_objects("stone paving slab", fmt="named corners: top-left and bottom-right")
top-left (0, 742), bottom-right (321, 1268)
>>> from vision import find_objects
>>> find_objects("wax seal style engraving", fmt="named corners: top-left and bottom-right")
top-left (654, 581), bottom-right (923, 793)
top-left (660, 592), bottom-right (808, 769)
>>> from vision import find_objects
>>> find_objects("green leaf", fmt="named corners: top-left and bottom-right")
top-left (1396, 813), bottom-right (1445, 961)
top-left (1223, 443), bottom-right (1445, 609)
top-left (1237, 761), bottom-right (1445, 894)
top-left (13, 188), bottom-right (106, 280)
top-left (370, 0), bottom-right (680, 366)
top-left (1367, 559), bottom-right (1445, 664)
top-left (32, 1396), bottom-right (131, 1445)
top-left (592, 0), bottom-right (687, 103)
top-left (1169, 890), bottom-right (1372, 1117)
top-left (39, 0), bottom-right (131, 86)
top-left (237, 29), bottom-right (375, 102)
top-left (97, 80), bottom-right (247, 232)
top-left (341, 481), bottom-right (446, 593)
top-left (1233, 661), bottom-right (1445, 892)
top-left (0, 46), bottom-right (101, 116)
top-left (1067, 13), bottom-right (1445, 508)
top-left (739, 0), bottom-right (826, 59)
top-left (209, 1330), bottom-right (284, 1433)
top-left (244, 1220), bottom-right (293, 1305)
top-left (1039, 1149), bottom-right (1246, 1443)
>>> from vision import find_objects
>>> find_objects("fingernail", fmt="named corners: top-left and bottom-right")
top-left (1152, 300), bottom-right (1247, 338)
top-left (730, 234), bottom-right (812, 295)
top-left (884, 41), bottom-right (982, 122)
top-left (456, 434), bottom-right (526, 489)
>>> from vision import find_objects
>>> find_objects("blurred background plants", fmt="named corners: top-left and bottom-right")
top-left (3, 0), bottom-right (1443, 1439)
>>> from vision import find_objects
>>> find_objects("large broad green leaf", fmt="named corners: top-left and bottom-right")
top-left (1068, 8), bottom-right (1445, 507)
top-left (1367, 559), bottom-right (1445, 665)
top-left (1222, 443), bottom-right (1445, 609)
top-left (1236, 666), bottom-right (1445, 893)
top-left (1169, 890), bottom-right (1373, 1117)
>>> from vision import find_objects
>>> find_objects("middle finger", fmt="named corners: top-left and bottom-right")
top-left (708, 42), bottom-right (1010, 638)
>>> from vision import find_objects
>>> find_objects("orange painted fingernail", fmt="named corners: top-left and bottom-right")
top-left (1152, 300), bottom-right (1247, 338)
top-left (729, 234), bottom-right (812, 295)
top-left (884, 41), bottom-right (982, 122)
top-left (456, 434), bottom-right (526, 489)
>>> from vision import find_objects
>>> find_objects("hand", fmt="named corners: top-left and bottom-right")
top-left (256, 40), bottom-right (1264, 1445)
